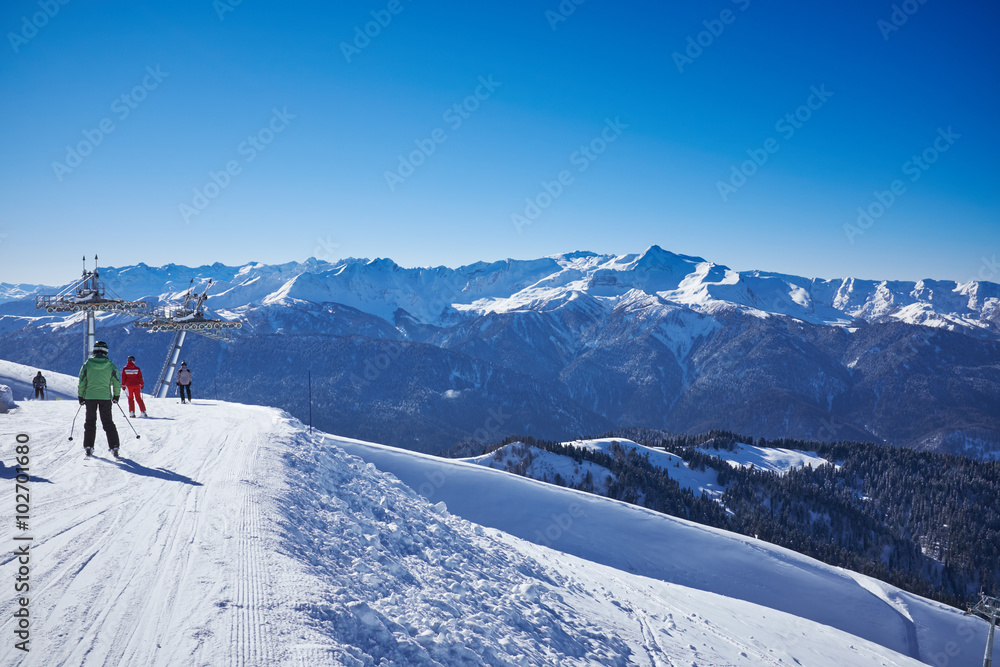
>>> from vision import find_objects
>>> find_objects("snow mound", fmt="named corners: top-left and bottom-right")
top-left (0, 384), bottom-right (14, 411)
top-left (280, 433), bottom-right (635, 665)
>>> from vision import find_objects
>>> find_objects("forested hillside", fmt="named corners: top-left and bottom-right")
top-left (466, 429), bottom-right (1000, 607)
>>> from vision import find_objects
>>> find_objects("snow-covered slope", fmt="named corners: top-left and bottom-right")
top-left (339, 437), bottom-right (998, 666)
top-left (0, 397), bottom-right (992, 665)
top-left (465, 437), bottom-right (727, 499)
top-left (696, 441), bottom-right (830, 473)
top-left (463, 437), bottom-right (830, 503)
top-left (0, 359), bottom-right (78, 402)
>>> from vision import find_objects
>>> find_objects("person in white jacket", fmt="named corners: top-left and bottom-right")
top-left (176, 361), bottom-right (193, 404)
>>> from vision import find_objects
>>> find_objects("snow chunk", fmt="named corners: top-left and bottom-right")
top-left (0, 384), bottom-right (15, 412)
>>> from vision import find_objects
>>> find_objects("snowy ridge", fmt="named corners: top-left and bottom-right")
top-left (0, 397), bottom-right (993, 665)
top-left (339, 437), bottom-right (997, 666)
top-left (465, 437), bottom-right (828, 499)
top-left (465, 437), bottom-right (727, 499)
top-left (0, 283), bottom-right (48, 305)
top-left (6, 246), bottom-right (999, 332)
top-left (695, 441), bottom-right (830, 474)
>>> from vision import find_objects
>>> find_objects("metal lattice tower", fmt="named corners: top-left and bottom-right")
top-left (966, 592), bottom-right (1000, 667)
top-left (135, 279), bottom-right (242, 398)
top-left (35, 255), bottom-right (148, 362)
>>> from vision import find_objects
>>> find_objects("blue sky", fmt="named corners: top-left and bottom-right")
top-left (1, 0), bottom-right (998, 284)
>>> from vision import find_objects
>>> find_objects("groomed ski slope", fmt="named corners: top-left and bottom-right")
top-left (0, 397), bottom-right (991, 666)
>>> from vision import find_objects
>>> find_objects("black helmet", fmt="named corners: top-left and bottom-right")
top-left (93, 341), bottom-right (109, 355)
top-left (128, 355), bottom-right (135, 362)
top-left (180, 361), bottom-right (187, 366)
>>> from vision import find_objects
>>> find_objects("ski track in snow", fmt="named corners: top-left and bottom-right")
top-left (0, 401), bottom-right (288, 666)
top-left (0, 398), bottom-right (983, 666)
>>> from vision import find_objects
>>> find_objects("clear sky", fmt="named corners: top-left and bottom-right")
top-left (1, 0), bottom-right (998, 285)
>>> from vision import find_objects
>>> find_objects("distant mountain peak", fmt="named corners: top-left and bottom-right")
top-left (5, 247), bottom-right (1000, 333)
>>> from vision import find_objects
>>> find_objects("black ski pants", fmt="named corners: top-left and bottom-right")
top-left (34, 387), bottom-right (44, 400)
top-left (83, 400), bottom-right (121, 450)
top-left (178, 383), bottom-right (192, 402)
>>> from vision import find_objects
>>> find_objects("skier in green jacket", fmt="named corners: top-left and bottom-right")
top-left (78, 340), bottom-right (122, 458)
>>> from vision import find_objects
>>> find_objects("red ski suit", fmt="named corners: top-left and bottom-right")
top-left (121, 360), bottom-right (147, 413)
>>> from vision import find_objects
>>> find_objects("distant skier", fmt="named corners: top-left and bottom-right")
top-left (32, 371), bottom-right (46, 400)
top-left (176, 361), bottom-right (192, 404)
top-left (77, 341), bottom-right (121, 458)
top-left (121, 355), bottom-right (148, 418)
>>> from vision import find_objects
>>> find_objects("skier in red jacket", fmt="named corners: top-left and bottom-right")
top-left (121, 355), bottom-right (148, 418)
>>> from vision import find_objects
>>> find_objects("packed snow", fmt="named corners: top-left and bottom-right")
top-left (1, 395), bottom-right (994, 665)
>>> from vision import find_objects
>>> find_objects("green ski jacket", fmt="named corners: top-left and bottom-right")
top-left (78, 356), bottom-right (121, 400)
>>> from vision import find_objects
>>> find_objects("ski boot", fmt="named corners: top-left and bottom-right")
top-left (84, 447), bottom-right (93, 458)
top-left (130, 411), bottom-right (136, 418)
top-left (141, 411), bottom-right (148, 418)
top-left (111, 448), bottom-right (120, 459)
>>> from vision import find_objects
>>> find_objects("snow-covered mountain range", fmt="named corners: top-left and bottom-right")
top-left (2, 246), bottom-right (999, 456)
top-left (4, 246), bottom-right (999, 328)
top-left (0, 383), bottom-right (995, 666)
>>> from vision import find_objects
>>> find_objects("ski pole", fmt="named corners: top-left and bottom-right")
top-left (68, 404), bottom-right (82, 441)
top-left (115, 401), bottom-right (141, 439)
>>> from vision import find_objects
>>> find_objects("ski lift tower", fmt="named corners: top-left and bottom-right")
top-left (35, 255), bottom-right (148, 362)
top-left (966, 592), bottom-right (1000, 667)
top-left (135, 279), bottom-right (242, 398)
